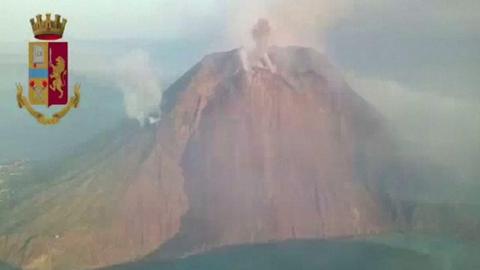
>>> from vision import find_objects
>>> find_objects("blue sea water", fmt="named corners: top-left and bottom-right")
top-left (106, 236), bottom-right (480, 270)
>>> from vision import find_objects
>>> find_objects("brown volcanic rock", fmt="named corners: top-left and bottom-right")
top-left (0, 46), bottom-right (395, 269)
top-left (157, 46), bottom-right (393, 256)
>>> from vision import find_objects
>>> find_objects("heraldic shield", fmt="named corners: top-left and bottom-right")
top-left (17, 13), bottom-right (80, 125)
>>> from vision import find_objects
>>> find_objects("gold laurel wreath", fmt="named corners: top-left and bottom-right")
top-left (16, 83), bottom-right (81, 125)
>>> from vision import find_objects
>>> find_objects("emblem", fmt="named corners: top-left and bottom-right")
top-left (16, 13), bottom-right (80, 125)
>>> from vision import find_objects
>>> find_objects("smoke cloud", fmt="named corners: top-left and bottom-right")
top-left (114, 49), bottom-right (162, 125)
top-left (226, 0), bottom-right (354, 50)
top-left (346, 73), bottom-right (480, 182)
top-left (252, 18), bottom-right (272, 54)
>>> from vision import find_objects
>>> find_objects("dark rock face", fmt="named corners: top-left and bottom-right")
top-left (0, 46), bottom-right (397, 269)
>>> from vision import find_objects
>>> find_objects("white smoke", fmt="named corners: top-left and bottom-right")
top-left (346, 73), bottom-right (480, 181)
top-left (114, 49), bottom-right (162, 125)
top-left (226, 0), bottom-right (354, 50)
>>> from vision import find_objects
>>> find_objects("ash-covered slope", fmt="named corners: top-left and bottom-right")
top-left (156, 46), bottom-right (395, 257)
top-left (0, 46), bottom-right (398, 270)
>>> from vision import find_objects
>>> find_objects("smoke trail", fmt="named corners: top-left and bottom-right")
top-left (114, 49), bottom-right (162, 125)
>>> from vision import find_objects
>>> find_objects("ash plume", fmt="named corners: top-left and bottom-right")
top-left (226, 0), bottom-right (353, 50)
top-left (252, 18), bottom-right (271, 54)
top-left (241, 19), bottom-right (276, 73)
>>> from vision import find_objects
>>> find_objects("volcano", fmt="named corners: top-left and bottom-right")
top-left (0, 46), bottom-right (398, 269)
top-left (157, 46), bottom-right (395, 256)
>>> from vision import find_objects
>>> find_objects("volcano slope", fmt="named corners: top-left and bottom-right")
top-left (0, 46), bottom-right (400, 269)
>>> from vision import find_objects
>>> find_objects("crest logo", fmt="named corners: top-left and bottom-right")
top-left (16, 13), bottom-right (81, 125)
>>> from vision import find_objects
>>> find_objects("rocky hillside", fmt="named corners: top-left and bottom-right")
top-left (156, 46), bottom-right (395, 257)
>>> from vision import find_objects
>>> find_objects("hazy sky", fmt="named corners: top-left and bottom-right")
top-left (0, 0), bottom-right (224, 41)
top-left (1, 0), bottom-right (478, 43)
top-left (0, 0), bottom-right (478, 179)
top-left (2, 0), bottom-right (478, 93)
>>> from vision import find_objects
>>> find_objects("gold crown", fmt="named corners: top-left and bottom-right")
top-left (30, 13), bottom-right (67, 40)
